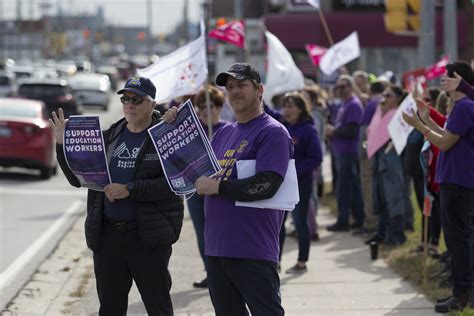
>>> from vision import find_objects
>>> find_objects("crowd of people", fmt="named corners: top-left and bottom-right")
top-left (49, 60), bottom-right (474, 315)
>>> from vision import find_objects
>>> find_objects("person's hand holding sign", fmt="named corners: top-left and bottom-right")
top-left (104, 183), bottom-right (130, 202)
top-left (402, 108), bottom-right (423, 129)
top-left (162, 107), bottom-right (178, 124)
top-left (49, 108), bottom-right (68, 144)
top-left (195, 176), bottom-right (220, 196)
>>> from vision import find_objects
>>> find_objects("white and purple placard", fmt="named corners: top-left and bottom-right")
top-left (63, 115), bottom-right (111, 191)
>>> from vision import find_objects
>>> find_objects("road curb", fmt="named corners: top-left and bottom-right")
top-left (1, 208), bottom-right (87, 315)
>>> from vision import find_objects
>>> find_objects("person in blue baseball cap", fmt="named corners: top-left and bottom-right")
top-left (51, 76), bottom-right (183, 315)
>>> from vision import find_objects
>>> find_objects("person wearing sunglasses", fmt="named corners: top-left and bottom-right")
top-left (365, 85), bottom-right (408, 247)
top-left (325, 74), bottom-right (366, 232)
top-left (51, 76), bottom-right (184, 315)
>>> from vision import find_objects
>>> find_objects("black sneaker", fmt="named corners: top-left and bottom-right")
top-left (285, 264), bottom-right (307, 274)
top-left (436, 295), bottom-right (452, 304)
top-left (193, 278), bottom-right (208, 288)
top-left (435, 294), bottom-right (468, 313)
top-left (327, 223), bottom-right (350, 232)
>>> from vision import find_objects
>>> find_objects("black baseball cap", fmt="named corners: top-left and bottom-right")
top-left (215, 63), bottom-right (262, 87)
top-left (117, 76), bottom-right (156, 99)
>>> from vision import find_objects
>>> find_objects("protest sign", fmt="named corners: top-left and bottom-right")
top-left (387, 94), bottom-right (416, 155)
top-left (236, 159), bottom-right (299, 211)
top-left (63, 116), bottom-right (111, 191)
top-left (366, 107), bottom-right (396, 159)
top-left (148, 100), bottom-right (221, 195)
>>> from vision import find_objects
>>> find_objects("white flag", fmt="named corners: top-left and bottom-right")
top-left (264, 31), bottom-right (305, 104)
top-left (387, 94), bottom-right (416, 155)
top-left (294, 0), bottom-right (320, 8)
top-left (319, 31), bottom-right (360, 75)
top-left (137, 20), bottom-right (208, 104)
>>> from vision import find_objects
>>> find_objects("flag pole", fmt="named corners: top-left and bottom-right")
top-left (318, 9), bottom-right (334, 46)
top-left (203, 0), bottom-right (213, 140)
top-left (317, 6), bottom-right (348, 73)
top-left (422, 214), bottom-right (429, 287)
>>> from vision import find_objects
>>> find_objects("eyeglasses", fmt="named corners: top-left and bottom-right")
top-left (120, 95), bottom-right (149, 105)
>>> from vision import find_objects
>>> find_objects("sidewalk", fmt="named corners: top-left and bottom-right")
top-left (3, 204), bottom-right (435, 315)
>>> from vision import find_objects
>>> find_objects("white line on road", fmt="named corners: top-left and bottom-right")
top-left (0, 188), bottom-right (86, 196)
top-left (0, 200), bottom-right (84, 296)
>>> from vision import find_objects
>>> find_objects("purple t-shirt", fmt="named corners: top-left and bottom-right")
top-left (204, 113), bottom-right (293, 262)
top-left (436, 97), bottom-right (474, 189)
top-left (332, 95), bottom-right (364, 155)
top-left (362, 95), bottom-right (382, 126)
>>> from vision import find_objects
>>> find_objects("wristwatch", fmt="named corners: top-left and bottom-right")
top-left (126, 182), bottom-right (135, 193)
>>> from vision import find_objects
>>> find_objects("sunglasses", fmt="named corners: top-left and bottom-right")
top-left (120, 95), bottom-right (149, 105)
top-left (383, 92), bottom-right (396, 98)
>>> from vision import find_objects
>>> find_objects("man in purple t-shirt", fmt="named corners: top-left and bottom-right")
top-left (194, 63), bottom-right (293, 316)
top-left (325, 74), bottom-right (366, 231)
top-left (403, 61), bottom-right (474, 313)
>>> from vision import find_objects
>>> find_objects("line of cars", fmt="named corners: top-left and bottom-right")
top-left (0, 59), bottom-right (119, 179)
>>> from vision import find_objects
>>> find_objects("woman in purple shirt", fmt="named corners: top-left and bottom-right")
top-left (403, 61), bottom-right (474, 313)
top-left (278, 92), bottom-right (323, 274)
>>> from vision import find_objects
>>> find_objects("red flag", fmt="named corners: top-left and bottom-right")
top-left (305, 44), bottom-right (327, 66)
top-left (425, 55), bottom-right (449, 81)
top-left (208, 20), bottom-right (245, 49)
top-left (402, 67), bottom-right (426, 94)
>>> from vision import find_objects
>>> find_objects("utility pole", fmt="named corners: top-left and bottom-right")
top-left (418, 0), bottom-right (435, 68)
top-left (234, 0), bottom-right (245, 62)
top-left (443, 0), bottom-right (457, 61)
top-left (29, 0), bottom-right (33, 19)
top-left (147, 0), bottom-right (153, 56)
top-left (202, 0), bottom-right (213, 139)
top-left (17, 0), bottom-right (22, 21)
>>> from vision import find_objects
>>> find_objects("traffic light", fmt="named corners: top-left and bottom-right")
top-left (384, 0), bottom-right (420, 33)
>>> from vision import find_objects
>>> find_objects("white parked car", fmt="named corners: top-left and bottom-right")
top-left (68, 73), bottom-right (111, 111)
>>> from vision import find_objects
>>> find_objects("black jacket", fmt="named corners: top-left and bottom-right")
top-left (56, 111), bottom-right (184, 252)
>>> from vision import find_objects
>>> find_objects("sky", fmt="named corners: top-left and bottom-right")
top-left (1, 0), bottom-right (202, 35)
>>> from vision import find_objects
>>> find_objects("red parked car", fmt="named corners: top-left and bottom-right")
top-left (0, 98), bottom-right (57, 179)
